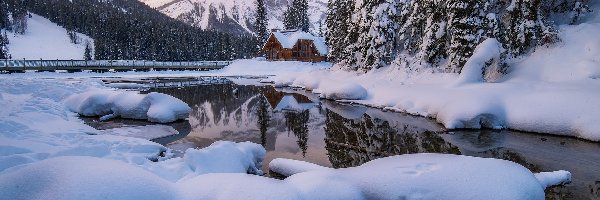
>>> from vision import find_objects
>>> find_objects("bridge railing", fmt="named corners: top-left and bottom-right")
top-left (0, 60), bottom-right (234, 70)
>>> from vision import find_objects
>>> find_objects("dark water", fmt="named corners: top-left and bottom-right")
top-left (93, 83), bottom-right (600, 199)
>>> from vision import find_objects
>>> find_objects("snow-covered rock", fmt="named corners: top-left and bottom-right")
top-left (271, 154), bottom-right (571, 200)
top-left (182, 141), bottom-right (266, 176)
top-left (454, 38), bottom-right (504, 85)
top-left (65, 90), bottom-right (191, 123)
top-left (316, 81), bottom-right (368, 100)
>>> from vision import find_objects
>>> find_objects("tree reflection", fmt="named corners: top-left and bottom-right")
top-left (284, 110), bottom-right (310, 157)
top-left (324, 109), bottom-right (460, 168)
top-left (256, 94), bottom-right (271, 147)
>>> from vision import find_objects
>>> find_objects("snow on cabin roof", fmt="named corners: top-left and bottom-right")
top-left (271, 30), bottom-right (328, 56)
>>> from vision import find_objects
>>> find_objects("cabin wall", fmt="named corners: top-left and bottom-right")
top-left (260, 35), bottom-right (327, 62)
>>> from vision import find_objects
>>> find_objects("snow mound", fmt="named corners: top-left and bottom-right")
top-left (0, 156), bottom-right (177, 200)
top-left (177, 173), bottom-right (303, 200)
top-left (65, 90), bottom-right (191, 123)
top-left (315, 81), bottom-right (368, 100)
top-left (271, 154), bottom-right (571, 199)
top-left (534, 170), bottom-right (572, 188)
top-left (183, 141), bottom-right (266, 176)
top-left (455, 38), bottom-right (504, 85)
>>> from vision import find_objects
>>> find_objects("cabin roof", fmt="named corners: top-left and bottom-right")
top-left (269, 30), bottom-right (328, 56)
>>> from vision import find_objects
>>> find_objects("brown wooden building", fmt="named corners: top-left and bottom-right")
top-left (259, 30), bottom-right (328, 62)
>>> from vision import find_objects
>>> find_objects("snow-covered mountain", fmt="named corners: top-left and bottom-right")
top-left (138, 0), bottom-right (328, 35)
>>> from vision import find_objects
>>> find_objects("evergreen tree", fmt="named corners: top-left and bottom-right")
top-left (505, 0), bottom-right (542, 55)
top-left (446, 0), bottom-right (486, 73)
top-left (0, 31), bottom-right (10, 59)
top-left (23, 0), bottom-right (258, 61)
top-left (284, 0), bottom-right (310, 31)
top-left (363, 0), bottom-right (400, 70)
top-left (84, 41), bottom-right (92, 60)
top-left (254, 0), bottom-right (268, 45)
top-left (11, 0), bottom-right (28, 35)
top-left (0, 1), bottom-right (9, 29)
top-left (325, 0), bottom-right (353, 62)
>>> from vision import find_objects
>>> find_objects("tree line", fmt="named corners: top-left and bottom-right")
top-left (1, 0), bottom-right (259, 61)
top-left (254, 0), bottom-right (312, 46)
top-left (325, 0), bottom-right (591, 72)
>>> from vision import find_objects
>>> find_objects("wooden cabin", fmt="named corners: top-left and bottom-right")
top-left (259, 30), bottom-right (328, 62)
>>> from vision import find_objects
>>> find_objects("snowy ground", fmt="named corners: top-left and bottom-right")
top-left (0, 57), bottom-right (574, 199)
top-left (4, 14), bottom-right (94, 60)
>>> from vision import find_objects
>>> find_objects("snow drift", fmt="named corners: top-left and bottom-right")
top-left (270, 154), bottom-right (572, 200)
top-left (0, 153), bottom-right (571, 200)
top-left (65, 90), bottom-right (191, 123)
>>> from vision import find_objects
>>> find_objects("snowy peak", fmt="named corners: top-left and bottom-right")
top-left (138, 0), bottom-right (328, 35)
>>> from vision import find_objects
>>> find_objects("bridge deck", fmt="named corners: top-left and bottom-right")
top-left (0, 60), bottom-right (233, 72)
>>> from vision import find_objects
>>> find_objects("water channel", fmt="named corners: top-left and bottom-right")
top-left (86, 81), bottom-right (600, 200)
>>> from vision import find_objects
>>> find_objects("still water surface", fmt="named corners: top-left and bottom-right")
top-left (89, 82), bottom-right (600, 199)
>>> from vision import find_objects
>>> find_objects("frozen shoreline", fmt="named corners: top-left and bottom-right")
top-left (0, 66), bottom-right (577, 199)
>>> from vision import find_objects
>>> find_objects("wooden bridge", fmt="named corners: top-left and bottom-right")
top-left (0, 59), bottom-right (234, 73)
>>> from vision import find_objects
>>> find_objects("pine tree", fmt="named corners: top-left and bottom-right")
top-left (361, 0), bottom-right (400, 70)
top-left (11, 0), bottom-right (28, 35)
top-left (0, 1), bottom-right (9, 30)
top-left (254, 0), bottom-right (268, 45)
top-left (0, 31), bottom-right (10, 59)
top-left (325, 0), bottom-right (353, 62)
top-left (446, 0), bottom-right (486, 73)
top-left (84, 41), bottom-right (92, 60)
top-left (505, 0), bottom-right (542, 55)
top-left (284, 0), bottom-right (310, 31)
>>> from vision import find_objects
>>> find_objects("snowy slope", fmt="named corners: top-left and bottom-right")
top-left (5, 14), bottom-right (94, 60)
top-left (138, 0), bottom-right (328, 35)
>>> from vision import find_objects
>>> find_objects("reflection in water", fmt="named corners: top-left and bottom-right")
top-left (284, 110), bottom-right (310, 157)
top-left (324, 109), bottom-right (459, 168)
top-left (139, 83), bottom-right (600, 199)
top-left (256, 94), bottom-right (270, 147)
top-left (444, 130), bottom-right (600, 200)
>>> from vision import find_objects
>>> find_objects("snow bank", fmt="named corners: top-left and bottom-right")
top-left (315, 81), bottom-right (368, 100)
top-left (218, 59), bottom-right (331, 77)
top-left (65, 90), bottom-right (191, 123)
top-left (0, 156), bottom-right (177, 200)
top-left (1, 153), bottom-right (567, 200)
top-left (271, 154), bottom-right (571, 200)
top-left (269, 158), bottom-right (330, 177)
top-left (534, 170), bottom-right (572, 189)
top-left (268, 20), bottom-right (600, 141)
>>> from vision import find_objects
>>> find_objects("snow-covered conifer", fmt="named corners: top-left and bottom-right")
top-left (254, 0), bottom-right (269, 45)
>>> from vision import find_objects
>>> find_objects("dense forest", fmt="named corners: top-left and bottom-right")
top-left (0, 0), bottom-right (259, 61)
top-left (326, 0), bottom-right (592, 73)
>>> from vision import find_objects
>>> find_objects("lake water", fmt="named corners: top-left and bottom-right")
top-left (90, 82), bottom-right (600, 199)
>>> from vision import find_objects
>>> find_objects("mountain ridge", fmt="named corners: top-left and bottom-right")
top-left (139, 0), bottom-right (328, 35)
